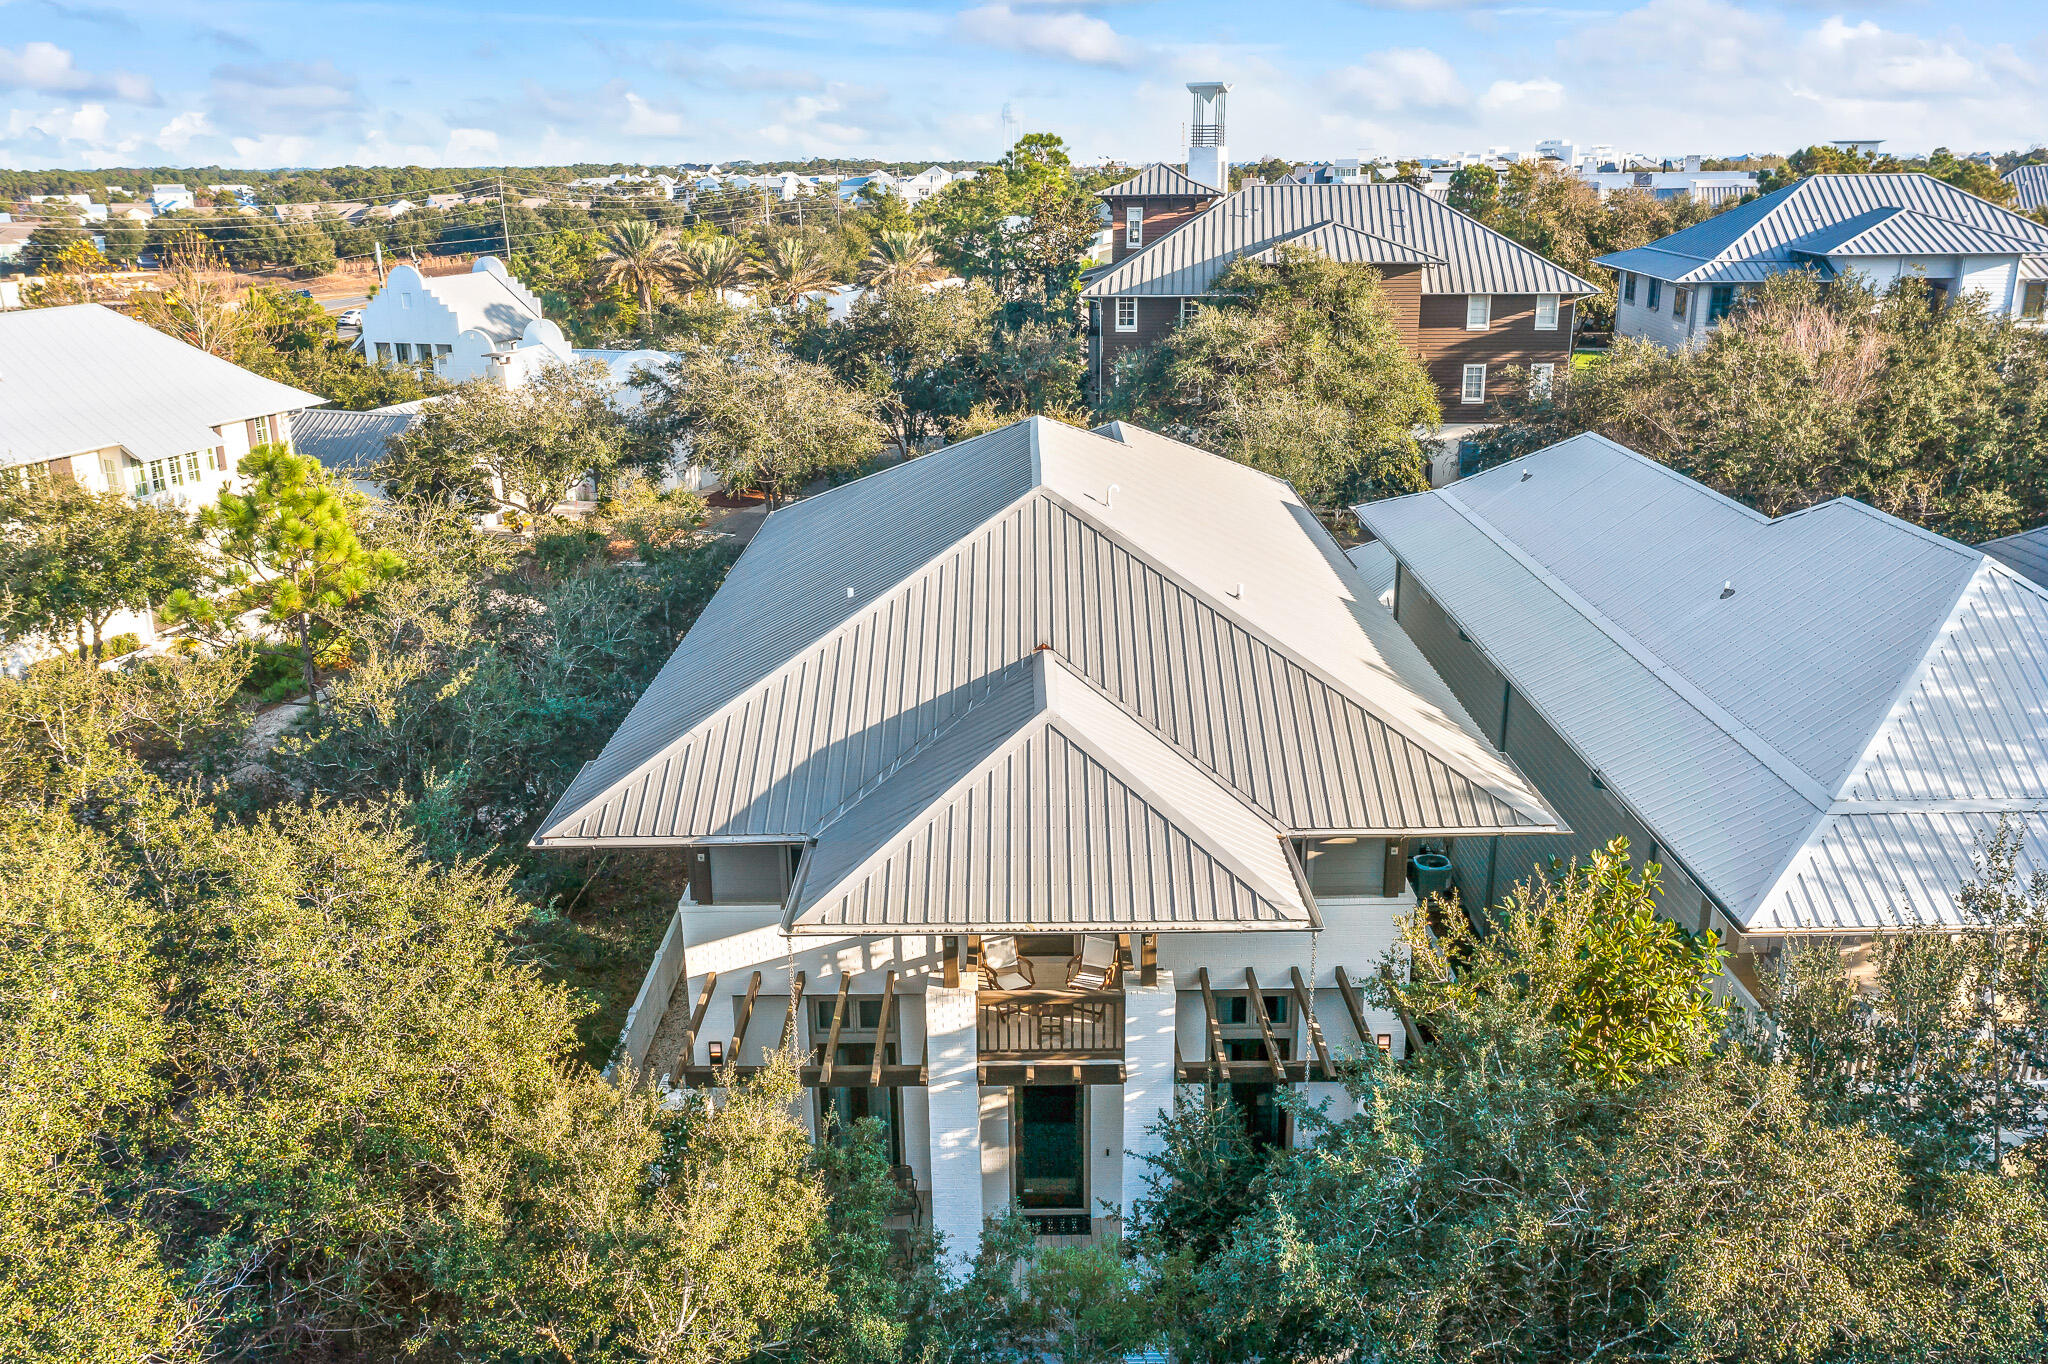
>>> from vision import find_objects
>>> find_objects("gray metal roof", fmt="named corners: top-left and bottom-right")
top-left (1081, 183), bottom-right (1598, 300)
top-left (1253, 221), bottom-right (1444, 267)
top-left (1359, 432), bottom-right (2048, 934)
top-left (534, 417), bottom-right (1560, 864)
top-left (789, 653), bottom-right (1313, 934)
top-left (2005, 163), bottom-right (2048, 214)
top-left (1595, 173), bottom-right (2048, 285)
top-left (1097, 164), bottom-right (1221, 200)
top-left (1980, 525), bottom-right (2048, 588)
top-left (290, 406), bottom-right (418, 475)
top-left (0, 303), bottom-right (322, 468)
top-left (1789, 207), bottom-right (2047, 258)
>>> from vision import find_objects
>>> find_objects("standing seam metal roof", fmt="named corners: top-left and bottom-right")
top-left (2004, 164), bottom-right (2048, 214)
top-left (1980, 526), bottom-right (2048, 589)
top-left (533, 417), bottom-right (1560, 862)
top-left (1595, 173), bottom-right (2048, 285)
top-left (1081, 183), bottom-right (1597, 299)
top-left (1097, 164), bottom-right (1223, 199)
top-left (1357, 432), bottom-right (2048, 933)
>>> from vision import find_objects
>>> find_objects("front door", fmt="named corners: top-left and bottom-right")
top-left (1014, 1084), bottom-right (1086, 1211)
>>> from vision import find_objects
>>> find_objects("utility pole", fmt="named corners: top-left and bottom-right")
top-left (497, 175), bottom-right (513, 260)
top-left (373, 239), bottom-right (385, 284)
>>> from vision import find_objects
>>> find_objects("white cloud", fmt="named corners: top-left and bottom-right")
top-left (1328, 48), bottom-right (1469, 115)
top-left (155, 108), bottom-right (212, 152)
top-left (210, 60), bottom-right (358, 121)
top-left (0, 41), bottom-right (155, 103)
top-left (1480, 76), bottom-right (1564, 114)
top-left (955, 5), bottom-right (1140, 67)
top-left (446, 126), bottom-right (500, 159)
top-left (621, 91), bottom-right (686, 138)
top-left (229, 131), bottom-right (314, 164)
top-left (1802, 18), bottom-right (1981, 99)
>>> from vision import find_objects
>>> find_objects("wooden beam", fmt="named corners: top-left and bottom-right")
top-left (1141, 932), bottom-right (1157, 987)
top-left (729, 970), bottom-right (763, 1066)
top-left (1244, 967), bottom-right (1286, 1079)
top-left (868, 970), bottom-right (898, 1089)
top-left (681, 970), bottom-right (719, 1067)
top-left (1381, 962), bottom-right (1427, 1057)
top-left (1196, 967), bottom-right (1227, 1083)
top-left (780, 971), bottom-right (808, 1050)
top-left (943, 936), bottom-right (959, 989)
top-left (820, 972), bottom-right (852, 1087)
top-left (1290, 966), bottom-right (1334, 1078)
top-left (1333, 965), bottom-right (1372, 1055)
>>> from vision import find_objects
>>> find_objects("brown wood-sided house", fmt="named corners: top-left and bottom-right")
top-left (1082, 166), bottom-right (1598, 422)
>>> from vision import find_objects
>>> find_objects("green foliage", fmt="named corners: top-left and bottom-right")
top-left (1761, 146), bottom-right (2015, 203)
top-left (383, 361), bottom-right (633, 522)
top-left (0, 479), bottom-right (205, 659)
top-left (1104, 247), bottom-right (1437, 504)
top-left (798, 279), bottom-right (1001, 450)
top-left (632, 334), bottom-right (886, 505)
top-left (1464, 269), bottom-right (2048, 540)
top-left (925, 134), bottom-right (1099, 320)
top-left (165, 444), bottom-right (404, 713)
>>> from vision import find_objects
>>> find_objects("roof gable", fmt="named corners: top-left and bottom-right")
top-left (788, 653), bottom-right (1313, 934)
top-left (1097, 163), bottom-right (1222, 200)
top-left (1082, 182), bottom-right (1596, 299)
top-left (1255, 220), bottom-right (1444, 267)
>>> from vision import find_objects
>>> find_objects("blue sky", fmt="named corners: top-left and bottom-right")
top-left (1, 0), bottom-right (2043, 170)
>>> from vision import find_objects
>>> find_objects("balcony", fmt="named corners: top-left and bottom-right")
top-left (977, 990), bottom-right (1124, 1084)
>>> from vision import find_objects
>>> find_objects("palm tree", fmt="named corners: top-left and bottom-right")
top-left (754, 235), bottom-right (838, 307)
top-left (865, 228), bottom-right (939, 288)
top-left (599, 218), bottom-right (681, 316)
top-left (672, 236), bottom-right (749, 301)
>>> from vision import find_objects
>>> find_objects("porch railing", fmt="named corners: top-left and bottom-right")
top-left (977, 990), bottom-right (1124, 1059)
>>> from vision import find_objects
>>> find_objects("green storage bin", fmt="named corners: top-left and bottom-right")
top-left (1409, 851), bottom-right (1453, 900)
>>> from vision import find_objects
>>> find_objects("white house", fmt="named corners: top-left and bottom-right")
top-left (28, 193), bottom-right (106, 222)
top-left (357, 257), bottom-right (556, 385)
top-left (0, 303), bottom-right (320, 667)
top-left (530, 416), bottom-right (1563, 1267)
top-left (1596, 172), bottom-right (2048, 349)
top-left (900, 166), bottom-right (963, 205)
top-left (149, 183), bottom-right (195, 214)
top-left (1357, 432), bottom-right (2048, 1007)
top-left (208, 184), bottom-right (259, 207)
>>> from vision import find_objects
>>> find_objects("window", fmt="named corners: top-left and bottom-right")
top-left (1460, 363), bottom-right (1487, 404)
top-left (1646, 278), bottom-right (1662, 311)
top-left (1178, 298), bottom-right (1200, 326)
top-left (1530, 362), bottom-right (1555, 397)
top-left (249, 414), bottom-right (273, 446)
top-left (134, 453), bottom-right (202, 496)
top-left (375, 341), bottom-right (392, 363)
top-left (1465, 294), bottom-right (1491, 330)
top-left (1534, 294), bottom-right (1559, 330)
top-left (1707, 285), bottom-right (1736, 323)
top-left (1125, 205), bottom-right (1143, 248)
top-left (396, 342), bottom-right (415, 363)
top-left (2024, 282), bottom-right (2047, 321)
top-left (436, 343), bottom-right (452, 356)
top-left (1672, 286), bottom-right (1690, 321)
top-left (1115, 297), bottom-right (1137, 332)
top-left (1622, 272), bottom-right (1637, 304)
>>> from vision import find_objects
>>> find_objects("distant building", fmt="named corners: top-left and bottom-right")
top-left (357, 257), bottom-right (556, 385)
top-left (2004, 163), bottom-right (2048, 215)
top-left (1597, 173), bottom-right (2048, 349)
top-left (149, 184), bottom-right (194, 214)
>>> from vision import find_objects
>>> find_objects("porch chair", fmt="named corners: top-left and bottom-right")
top-left (981, 935), bottom-right (1034, 991)
top-left (1066, 934), bottom-right (1118, 991)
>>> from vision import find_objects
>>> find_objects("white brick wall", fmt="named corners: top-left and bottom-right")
top-left (1118, 969), bottom-right (1177, 1221)
top-left (924, 984), bottom-right (983, 1274)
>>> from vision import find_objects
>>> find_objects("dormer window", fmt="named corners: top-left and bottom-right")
top-left (1126, 206), bottom-right (1143, 248)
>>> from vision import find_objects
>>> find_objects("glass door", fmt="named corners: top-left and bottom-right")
top-left (1013, 1084), bottom-right (1086, 1211)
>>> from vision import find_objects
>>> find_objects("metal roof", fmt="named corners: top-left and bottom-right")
top-left (1594, 173), bottom-right (2048, 285)
top-left (1081, 183), bottom-right (1598, 300)
top-left (1253, 221), bottom-right (1444, 267)
top-left (788, 653), bottom-right (1314, 934)
top-left (0, 303), bottom-right (322, 468)
top-left (1788, 206), bottom-right (2048, 258)
top-left (1359, 432), bottom-right (2048, 934)
top-left (388, 260), bottom-right (545, 345)
top-left (2005, 163), bottom-right (2048, 214)
top-left (1980, 525), bottom-right (2048, 589)
top-left (533, 417), bottom-right (1560, 863)
top-left (1097, 164), bottom-right (1222, 200)
top-left (290, 406), bottom-right (418, 475)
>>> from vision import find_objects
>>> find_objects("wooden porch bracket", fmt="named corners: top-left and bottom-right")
top-left (1196, 967), bottom-right (1227, 1083)
top-left (1381, 962), bottom-right (1427, 1057)
top-left (1141, 932), bottom-right (1158, 987)
top-left (682, 970), bottom-right (719, 1068)
top-left (821, 972), bottom-right (852, 1086)
top-left (780, 971), bottom-right (808, 1049)
top-left (1290, 966), bottom-right (1335, 1078)
top-left (730, 970), bottom-right (763, 1067)
top-left (1333, 965), bottom-right (1373, 1054)
top-left (1244, 968), bottom-right (1286, 1079)
top-left (943, 936), bottom-right (959, 989)
top-left (869, 970), bottom-right (898, 1090)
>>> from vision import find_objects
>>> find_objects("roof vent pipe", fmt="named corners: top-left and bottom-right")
top-left (1105, 482), bottom-right (1120, 509)
top-left (846, 587), bottom-right (856, 599)
top-left (1720, 581), bottom-right (1735, 599)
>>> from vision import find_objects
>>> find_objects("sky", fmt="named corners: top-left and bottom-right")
top-left (1, 0), bottom-right (2044, 171)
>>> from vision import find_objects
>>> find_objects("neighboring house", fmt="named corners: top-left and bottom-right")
top-left (276, 201), bottom-right (368, 224)
top-left (208, 184), bottom-right (258, 207)
top-left (1082, 165), bottom-right (1596, 421)
top-left (357, 257), bottom-right (555, 384)
top-left (900, 166), bottom-right (961, 205)
top-left (529, 415), bottom-right (1562, 1265)
top-left (1574, 169), bottom-right (1755, 205)
top-left (28, 193), bottom-right (106, 222)
top-left (1596, 173), bottom-right (2048, 350)
top-left (1980, 524), bottom-right (2048, 589)
top-left (2003, 163), bottom-right (2048, 215)
top-left (0, 302), bottom-right (321, 666)
top-left (149, 183), bottom-right (194, 214)
top-left (0, 224), bottom-right (32, 262)
top-left (1355, 431), bottom-right (2048, 1008)
top-left (290, 402), bottom-right (425, 498)
top-left (836, 171), bottom-right (898, 202)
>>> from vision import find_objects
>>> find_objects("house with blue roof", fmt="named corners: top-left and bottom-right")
top-left (1596, 173), bottom-right (2048, 349)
